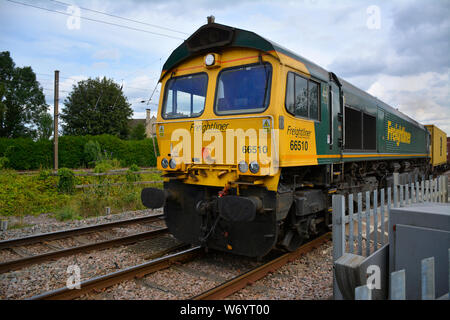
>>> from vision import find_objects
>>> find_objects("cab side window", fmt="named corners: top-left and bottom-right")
top-left (285, 72), bottom-right (320, 121)
top-left (286, 73), bottom-right (295, 114)
top-left (295, 76), bottom-right (308, 117)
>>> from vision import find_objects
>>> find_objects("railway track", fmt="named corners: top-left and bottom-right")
top-left (30, 245), bottom-right (202, 300)
top-left (29, 232), bottom-right (331, 300)
top-left (0, 214), bottom-right (166, 273)
top-left (192, 232), bottom-right (332, 300)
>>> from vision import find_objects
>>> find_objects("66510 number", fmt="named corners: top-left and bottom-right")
top-left (290, 140), bottom-right (308, 151)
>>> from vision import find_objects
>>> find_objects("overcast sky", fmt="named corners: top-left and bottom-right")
top-left (1, 0), bottom-right (449, 134)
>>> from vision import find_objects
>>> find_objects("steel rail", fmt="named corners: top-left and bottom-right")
top-left (30, 246), bottom-right (203, 300)
top-left (192, 232), bottom-right (332, 300)
top-left (0, 227), bottom-right (169, 273)
top-left (0, 214), bottom-right (164, 250)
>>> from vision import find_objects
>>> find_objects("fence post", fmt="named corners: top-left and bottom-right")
top-left (358, 192), bottom-right (363, 255)
top-left (410, 183), bottom-right (413, 204)
top-left (355, 285), bottom-right (372, 300)
top-left (428, 179), bottom-right (432, 202)
top-left (373, 189), bottom-right (378, 251)
top-left (390, 269), bottom-right (406, 300)
top-left (349, 194), bottom-right (354, 254)
top-left (332, 194), bottom-right (345, 300)
top-left (431, 179), bottom-right (435, 202)
top-left (387, 187), bottom-right (391, 242)
top-left (445, 175), bottom-right (449, 203)
top-left (394, 186), bottom-right (398, 208)
top-left (365, 191), bottom-right (371, 256)
top-left (421, 257), bottom-right (435, 300)
top-left (435, 178), bottom-right (438, 202)
top-left (416, 181), bottom-right (420, 203)
top-left (422, 180), bottom-right (426, 202)
top-left (435, 179), bottom-right (438, 202)
top-left (405, 183), bottom-right (409, 206)
top-left (380, 188), bottom-right (385, 246)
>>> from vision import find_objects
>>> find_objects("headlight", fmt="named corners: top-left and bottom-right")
top-left (169, 158), bottom-right (177, 169)
top-left (249, 161), bottom-right (260, 174)
top-left (161, 158), bottom-right (169, 169)
top-left (238, 161), bottom-right (248, 173)
top-left (205, 53), bottom-right (215, 66)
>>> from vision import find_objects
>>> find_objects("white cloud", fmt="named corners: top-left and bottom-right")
top-left (368, 72), bottom-right (450, 134)
top-left (92, 48), bottom-right (121, 61)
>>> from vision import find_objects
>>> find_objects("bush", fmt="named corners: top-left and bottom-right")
top-left (0, 134), bottom-right (157, 170)
top-left (84, 140), bottom-right (101, 167)
top-left (38, 169), bottom-right (51, 180)
top-left (54, 206), bottom-right (82, 221)
top-left (0, 170), bottom-right (67, 216)
top-left (0, 157), bottom-right (9, 169)
top-left (126, 164), bottom-right (141, 182)
top-left (57, 168), bottom-right (75, 194)
top-left (129, 164), bottom-right (140, 171)
top-left (3, 138), bottom-right (52, 170)
top-left (94, 159), bottom-right (121, 173)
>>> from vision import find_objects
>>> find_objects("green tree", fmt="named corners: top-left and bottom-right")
top-left (129, 123), bottom-right (146, 140)
top-left (0, 51), bottom-right (48, 138)
top-left (36, 112), bottom-right (53, 140)
top-left (61, 77), bottom-right (133, 138)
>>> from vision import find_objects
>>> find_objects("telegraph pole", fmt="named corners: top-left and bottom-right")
top-left (54, 70), bottom-right (59, 171)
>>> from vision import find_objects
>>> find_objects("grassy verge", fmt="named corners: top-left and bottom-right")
top-left (0, 168), bottom-right (162, 221)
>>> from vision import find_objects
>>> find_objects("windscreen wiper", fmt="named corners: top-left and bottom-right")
top-left (259, 54), bottom-right (269, 108)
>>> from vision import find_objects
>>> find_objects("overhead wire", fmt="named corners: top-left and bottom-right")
top-left (37, 74), bottom-right (155, 92)
top-left (47, 0), bottom-right (189, 36)
top-left (5, 0), bottom-right (185, 40)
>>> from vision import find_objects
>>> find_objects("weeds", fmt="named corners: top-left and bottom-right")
top-left (0, 168), bottom-right (161, 221)
top-left (53, 206), bottom-right (82, 221)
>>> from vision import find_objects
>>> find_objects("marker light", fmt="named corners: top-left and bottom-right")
top-left (169, 159), bottom-right (177, 169)
top-left (249, 161), bottom-right (260, 174)
top-left (238, 161), bottom-right (249, 173)
top-left (161, 158), bottom-right (169, 169)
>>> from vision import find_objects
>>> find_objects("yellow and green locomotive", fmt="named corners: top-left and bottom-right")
top-left (142, 20), bottom-right (431, 257)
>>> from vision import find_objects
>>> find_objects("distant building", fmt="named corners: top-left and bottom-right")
top-left (128, 109), bottom-right (156, 138)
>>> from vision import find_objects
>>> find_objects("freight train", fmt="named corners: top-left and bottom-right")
top-left (141, 19), bottom-right (448, 258)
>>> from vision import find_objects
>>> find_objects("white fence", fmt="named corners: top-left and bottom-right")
top-left (332, 175), bottom-right (449, 299)
top-left (355, 250), bottom-right (450, 300)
